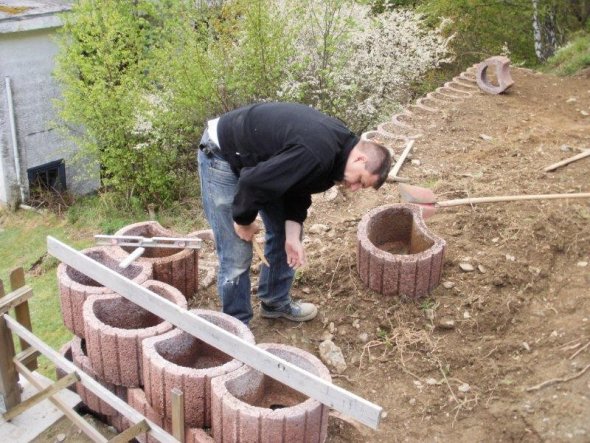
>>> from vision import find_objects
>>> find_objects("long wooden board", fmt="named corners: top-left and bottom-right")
top-left (47, 236), bottom-right (383, 429)
top-left (3, 315), bottom-right (177, 443)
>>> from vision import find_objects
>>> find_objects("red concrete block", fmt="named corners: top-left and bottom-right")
top-left (70, 336), bottom-right (127, 416)
top-left (83, 280), bottom-right (187, 387)
top-left (476, 56), bottom-right (514, 95)
top-left (211, 343), bottom-right (331, 443)
top-left (125, 388), bottom-right (214, 443)
top-left (142, 309), bottom-right (255, 428)
top-left (115, 221), bottom-right (202, 299)
top-left (357, 204), bottom-right (446, 299)
top-left (57, 246), bottom-right (152, 337)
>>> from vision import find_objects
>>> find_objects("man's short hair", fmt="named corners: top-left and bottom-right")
top-left (357, 140), bottom-right (392, 189)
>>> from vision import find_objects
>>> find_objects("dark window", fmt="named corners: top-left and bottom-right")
top-left (27, 159), bottom-right (66, 193)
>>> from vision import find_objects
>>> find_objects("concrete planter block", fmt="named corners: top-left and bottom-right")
top-left (142, 309), bottom-right (255, 428)
top-left (125, 388), bottom-right (214, 443)
top-left (56, 341), bottom-right (77, 393)
top-left (357, 204), bottom-right (446, 298)
top-left (69, 336), bottom-right (127, 417)
top-left (57, 246), bottom-right (152, 337)
top-left (211, 343), bottom-right (331, 443)
top-left (115, 221), bottom-right (200, 299)
top-left (476, 56), bottom-right (514, 95)
top-left (83, 280), bottom-right (187, 387)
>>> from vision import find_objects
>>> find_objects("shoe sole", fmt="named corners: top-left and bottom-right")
top-left (260, 307), bottom-right (318, 322)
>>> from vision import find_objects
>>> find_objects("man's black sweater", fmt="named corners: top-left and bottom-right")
top-left (217, 102), bottom-right (359, 226)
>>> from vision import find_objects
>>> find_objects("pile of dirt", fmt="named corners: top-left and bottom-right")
top-left (238, 68), bottom-right (589, 442)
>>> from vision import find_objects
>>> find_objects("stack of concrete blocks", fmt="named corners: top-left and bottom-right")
top-left (56, 226), bottom-right (333, 442)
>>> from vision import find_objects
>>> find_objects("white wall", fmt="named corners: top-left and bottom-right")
top-left (0, 25), bottom-right (99, 206)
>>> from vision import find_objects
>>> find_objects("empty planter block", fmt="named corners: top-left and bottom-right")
top-left (83, 280), bottom-right (187, 387)
top-left (57, 246), bottom-right (152, 337)
top-left (70, 336), bottom-right (127, 417)
top-left (142, 309), bottom-right (255, 429)
top-left (476, 55), bottom-right (514, 95)
top-left (115, 221), bottom-right (199, 299)
top-left (357, 204), bottom-right (446, 298)
top-left (211, 343), bottom-right (331, 443)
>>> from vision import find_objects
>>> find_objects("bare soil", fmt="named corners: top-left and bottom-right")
top-left (36, 68), bottom-right (589, 442)
top-left (241, 68), bottom-right (589, 443)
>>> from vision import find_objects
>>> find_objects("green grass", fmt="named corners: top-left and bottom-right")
top-left (545, 33), bottom-right (590, 76)
top-left (0, 192), bottom-right (206, 378)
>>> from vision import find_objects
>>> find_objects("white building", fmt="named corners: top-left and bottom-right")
top-left (0, 1), bottom-right (99, 207)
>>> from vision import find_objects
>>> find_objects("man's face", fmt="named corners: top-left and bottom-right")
top-left (340, 158), bottom-right (379, 192)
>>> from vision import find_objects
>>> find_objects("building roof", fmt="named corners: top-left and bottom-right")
top-left (0, 1), bottom-right (72, 33)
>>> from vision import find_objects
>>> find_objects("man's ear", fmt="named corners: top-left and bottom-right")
top-left (355, 153), bottom-right (368, 164)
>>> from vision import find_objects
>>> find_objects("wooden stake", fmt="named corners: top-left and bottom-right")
top-left (0, 279), bottom-right (20, 412)
top-left (10, 268), bottom-right (37, 370)
top-left (543, 149), bottom-right (590, 172)
top-left (108, 419), bottom-right (150, 443)
top-left (252, 239), bottom-right (270, 267)
top-left (171, 388), bottom-right (185, 442)
top-left (13, 359), bottom-right (107, 443)
top-left (388, 139), bottom-right (415, 181)
top-left (3, 372), bottom-right (79, 421)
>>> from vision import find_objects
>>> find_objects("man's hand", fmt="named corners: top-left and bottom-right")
top-left (234, 222), bottom-right (260, 242)
top-left (285, 220), bottom-right (306, 269)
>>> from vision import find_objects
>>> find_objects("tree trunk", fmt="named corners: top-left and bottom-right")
top-left (532, 0), bottom-right (546, 61)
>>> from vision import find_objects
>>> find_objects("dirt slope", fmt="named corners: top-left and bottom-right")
top-left (239, 68), bottom-right (590, 442)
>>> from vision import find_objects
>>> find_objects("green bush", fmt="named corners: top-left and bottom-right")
top-left (545, 33), bottom-right (590, 75)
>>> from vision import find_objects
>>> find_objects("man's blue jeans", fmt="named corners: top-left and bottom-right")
top-left (197, 134), bottom-right (295, 325)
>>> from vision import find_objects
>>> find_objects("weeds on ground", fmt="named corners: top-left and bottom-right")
top-left (545, 32), bottom-right (590, 76)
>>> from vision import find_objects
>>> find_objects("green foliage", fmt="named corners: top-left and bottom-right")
top-left (545, 32), bottom-right (590, 75)
top-left (55, 0), bottom-right (188, 207)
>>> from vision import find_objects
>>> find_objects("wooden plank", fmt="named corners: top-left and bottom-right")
top-left (3, 372), bottom-right (79, 421)
top-left (544, 149), bottom-right (590, 172)
top-left (0, 279), bottom-right (21, 412)
top-left (15, 347), bottom-right (41, 368)
top-left (10, 268), bottom-right (37, 371)
top-left (388, 139), bottom-right (415, 180)
top-left (108, 419), bottom-right (150, 443)
top-left (171, 388), bottom-right (185, 442)
top-left (3, 315), bottom-right (177, 443)
top-left (0, 286), bottom-right (33, 315)
top-left (47, 236), bottom-right (383, 429)
top-left (13, 359), bottom-right (108, 443)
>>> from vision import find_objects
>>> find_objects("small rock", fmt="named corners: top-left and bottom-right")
top-left (309, 223), bottom-right (330, 234)
top-left (411, 159), bottom-right (422, 166)
top-left (477, 264), bottom-right (487, 274)
top-left (358, 332), bottom-right (369, 343)
top-left (458, 383), bottom-right (471, 393)
top-left (328, 322), bottom-right (335, 333)
top-left (425, 378), bottom-right (438, 385)
top-left (320, 330), bottom-right (334, 341)
top-left (302, 287), bottom-right (311, 294)
top-left (577, 261), bottom-right (588, 267)
top-left (463, 311), bottom-right (471, 319)
top-left (323, 186), bottom-right (339, 201)
top-left (413, 380), bottom-right (423, 390)
top-left (581, 110), bottom-right (589, 117)
top-left (424, 309), bottom-right (435, 321)
top-left (381, 411), bottom-right (388, 419)
top-left (505, 254), bottom-right (516, 262)
top-left (566, 97), bottom-right (577, 103)
top-left (56, 434), bottom-right (66, 442)
top-left (491, 237), bottom-right (499, 243)
top-left (560, 144), bottom-right (572, 152)
top-left (522, 342), bottom-right (531, 352)
top-left (409, 398), bottom-right (417, 406)
top-left (352, 319), bottom-right (360, 329)
top-left (479, 134), bottom-right (493, 141)
top-left (107, 426), bottom-right (117, 433)
top-left (437, 318), bottom-right (455, 330)
top-left (459, 263), bottom-right (475, 272)
top-left (319, 340), bottom-right (347, 373)
top-left (442, 281), bottom-right (455, 289)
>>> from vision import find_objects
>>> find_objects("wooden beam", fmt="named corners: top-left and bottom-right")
top-left (15, 347), bottom-right (41, 368)
top-left (388, 139), bottom-right (415, 181)
top-left (47, 236), bottom-right (383, 429)
top-left (108, 419), bottom-right (150, 443)
top-left (0, 279), bottom-right (20, 412)
top-left (13, 359), bottom-right (108, 443)
top-left (3, 315), bottom-right (177, 443)
top-left (171, 388), bottom-right (185, 442)
top-left (0, 286), bottom-right (33, 316)
top-left (10, 268), bottom-right (37, 371)
top-left (3, 372), bottom-right (79, 421)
